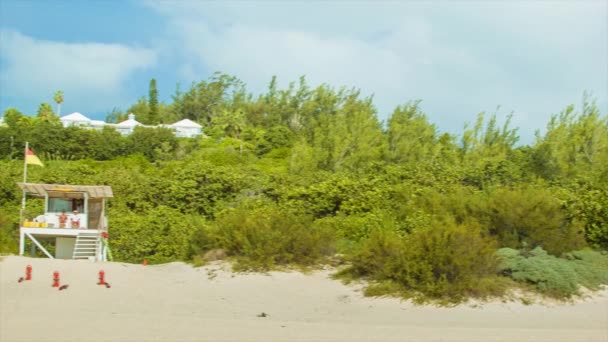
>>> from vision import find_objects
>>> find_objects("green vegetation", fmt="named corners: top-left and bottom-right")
top-left (191, 201), bottom-right (335, 270)
top-left (342, 220), bottom-right (505, 303)
top-left (497, 247), bottom-right (608, 297)
top-left (0, 74), bottom-right (606, 302)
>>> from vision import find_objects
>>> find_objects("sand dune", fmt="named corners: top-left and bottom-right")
top-left (1, 256), bottom-right (607, 342)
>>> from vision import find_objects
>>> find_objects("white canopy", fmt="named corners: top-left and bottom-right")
top-left (61, 112), bottom-right (91, 122)
top-left (18, 183), bottom-right (114, 198)
top-left (116, 113), bottom-right (141, 128)
top-left (171, 119), bottom-right (202, 128)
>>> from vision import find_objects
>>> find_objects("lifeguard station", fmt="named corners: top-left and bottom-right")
top-left (18, 183), bottom-right (113, 261)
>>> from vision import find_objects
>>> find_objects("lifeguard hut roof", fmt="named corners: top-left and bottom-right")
top-left (18, 183), bottom-right (113, 199)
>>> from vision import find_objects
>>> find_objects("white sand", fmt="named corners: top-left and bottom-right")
top-left (1, 256), bottom-right (607, 342)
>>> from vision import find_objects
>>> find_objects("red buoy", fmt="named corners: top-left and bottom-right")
top-left (98, 270), bottom-right (106, 285)
top-left (26, 265), bottom-right (32, 281)
top-left (52, 271), bottom-right (60, 287)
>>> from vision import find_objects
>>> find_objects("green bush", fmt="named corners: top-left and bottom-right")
top-left (345, 220), bottom-right (503, 302)
top-left (497, 247), bottom-right (608, 297)
top-left (279, 172), bottom-right (388, 219)
top-left (486, 186), bottom-right (587, 255)
top-left (411, 185), bottom-right (588, 255)
top-left (195, 202), bottom-right (335, 270)
top-left (110, 206), bottom-right (204, 263)
top-left (0, 206), bottom-right (19, 254)
top-left (313, 210), bottom-right (398, 244)
top-left (345, 228), bottom-right (403, 280)
top-left (556, 185), bottom-right (608, 249)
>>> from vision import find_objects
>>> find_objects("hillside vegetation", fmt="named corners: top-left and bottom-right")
top-left (1, 74), bottom-right (607, 302)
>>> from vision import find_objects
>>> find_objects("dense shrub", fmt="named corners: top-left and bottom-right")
top-left (486, 186), bottom-right (587, 255)
top-left (414, 185), bottom-right (587, 255)
top-left (110, 206), bottom-right (204, 264)
top-left (0, 206), bottom-right (19, 254)
top-left (127, 126), bottom-right (178, 162)
top-left (345, 220), bottom-right (503, 302)
top-left (313, 210), bottom-right (399, 245)
top-left (150, 159), bottom-right (256, 218)
top-left (192, 202), bottom-right (335, 270)
top-left (555, 184), bottom-right (608, 249)
top-left (497, 247), bottom-right (608, 297)
top-left (279, 173), bottom-right (388, 219)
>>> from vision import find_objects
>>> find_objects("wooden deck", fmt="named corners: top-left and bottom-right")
top-left (20, 227), bottom-right (101, 237)
top-left (19, 227), bottom-right (104, 260)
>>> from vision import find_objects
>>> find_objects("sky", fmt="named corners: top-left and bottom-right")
top-left (0, 0), bottom-right (606, 145)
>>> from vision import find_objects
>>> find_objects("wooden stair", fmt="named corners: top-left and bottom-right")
top-left (72, 231), bottom-right (100, 260)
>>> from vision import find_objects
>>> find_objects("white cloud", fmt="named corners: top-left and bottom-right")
top-left (178, 22), bottom-right (406, 91)
top-left (145, 2), bottom-right (435, 110)
top-left (0, 29), bottom-right (157, 114)
top-left (145, 1), bottom-right (607, 143)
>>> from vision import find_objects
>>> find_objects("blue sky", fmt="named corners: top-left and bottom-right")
top-left (1, 0), bottom-right (606, 145)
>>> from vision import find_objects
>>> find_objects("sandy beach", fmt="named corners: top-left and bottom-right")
top-left (1, 255), bottom-right (607, 342)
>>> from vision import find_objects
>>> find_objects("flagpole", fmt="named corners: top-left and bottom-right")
top-left (20, 142), bottom-right (28, 225)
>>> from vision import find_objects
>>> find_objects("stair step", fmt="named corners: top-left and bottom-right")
top-left (73, 232), bottom-right (101, 260)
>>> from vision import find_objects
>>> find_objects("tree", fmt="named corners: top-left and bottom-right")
top-left (90, 126), bottom-right (127, 160)
top-left (53, 90), bottom-right (64, 116)
top-left (3, 108), bottom-right (24, 128)
top-left (171, 73), bottom-right (239, 126)
top-left (105, 107), bottom-right (126, 124)
top-left (458, 112), bottom-right (521, 188)
top-left (387, 100), bottom-right (439, 164)
top-left (212, 109), bottom-right (246, 139)
top-left (302, 87), bottom-right (385, 171)
top-left (212, 109), bottom-right (247, 152)
top-left (531, 96), bottom-right (607, 181)
top-left (461, 111), bottom-right (519, 162)
top-left (127, 126), bottom-right (177, 161)
top-left (37, 102), bottom-right (57, 123)
top-left (148, 79), bottom-right (159, 124)
top-left (126, 97), bottom-right (150, 124)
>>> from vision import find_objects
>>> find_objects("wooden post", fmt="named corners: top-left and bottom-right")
top-left (19, 230), bottom-right (24, 256)
top-left (20, 142), bottom-right (28, 225)
top-left (83, 192), bottom-right (89, 229)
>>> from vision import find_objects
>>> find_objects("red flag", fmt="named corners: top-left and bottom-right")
top-left (25, 149), bottom-right (43, 166)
